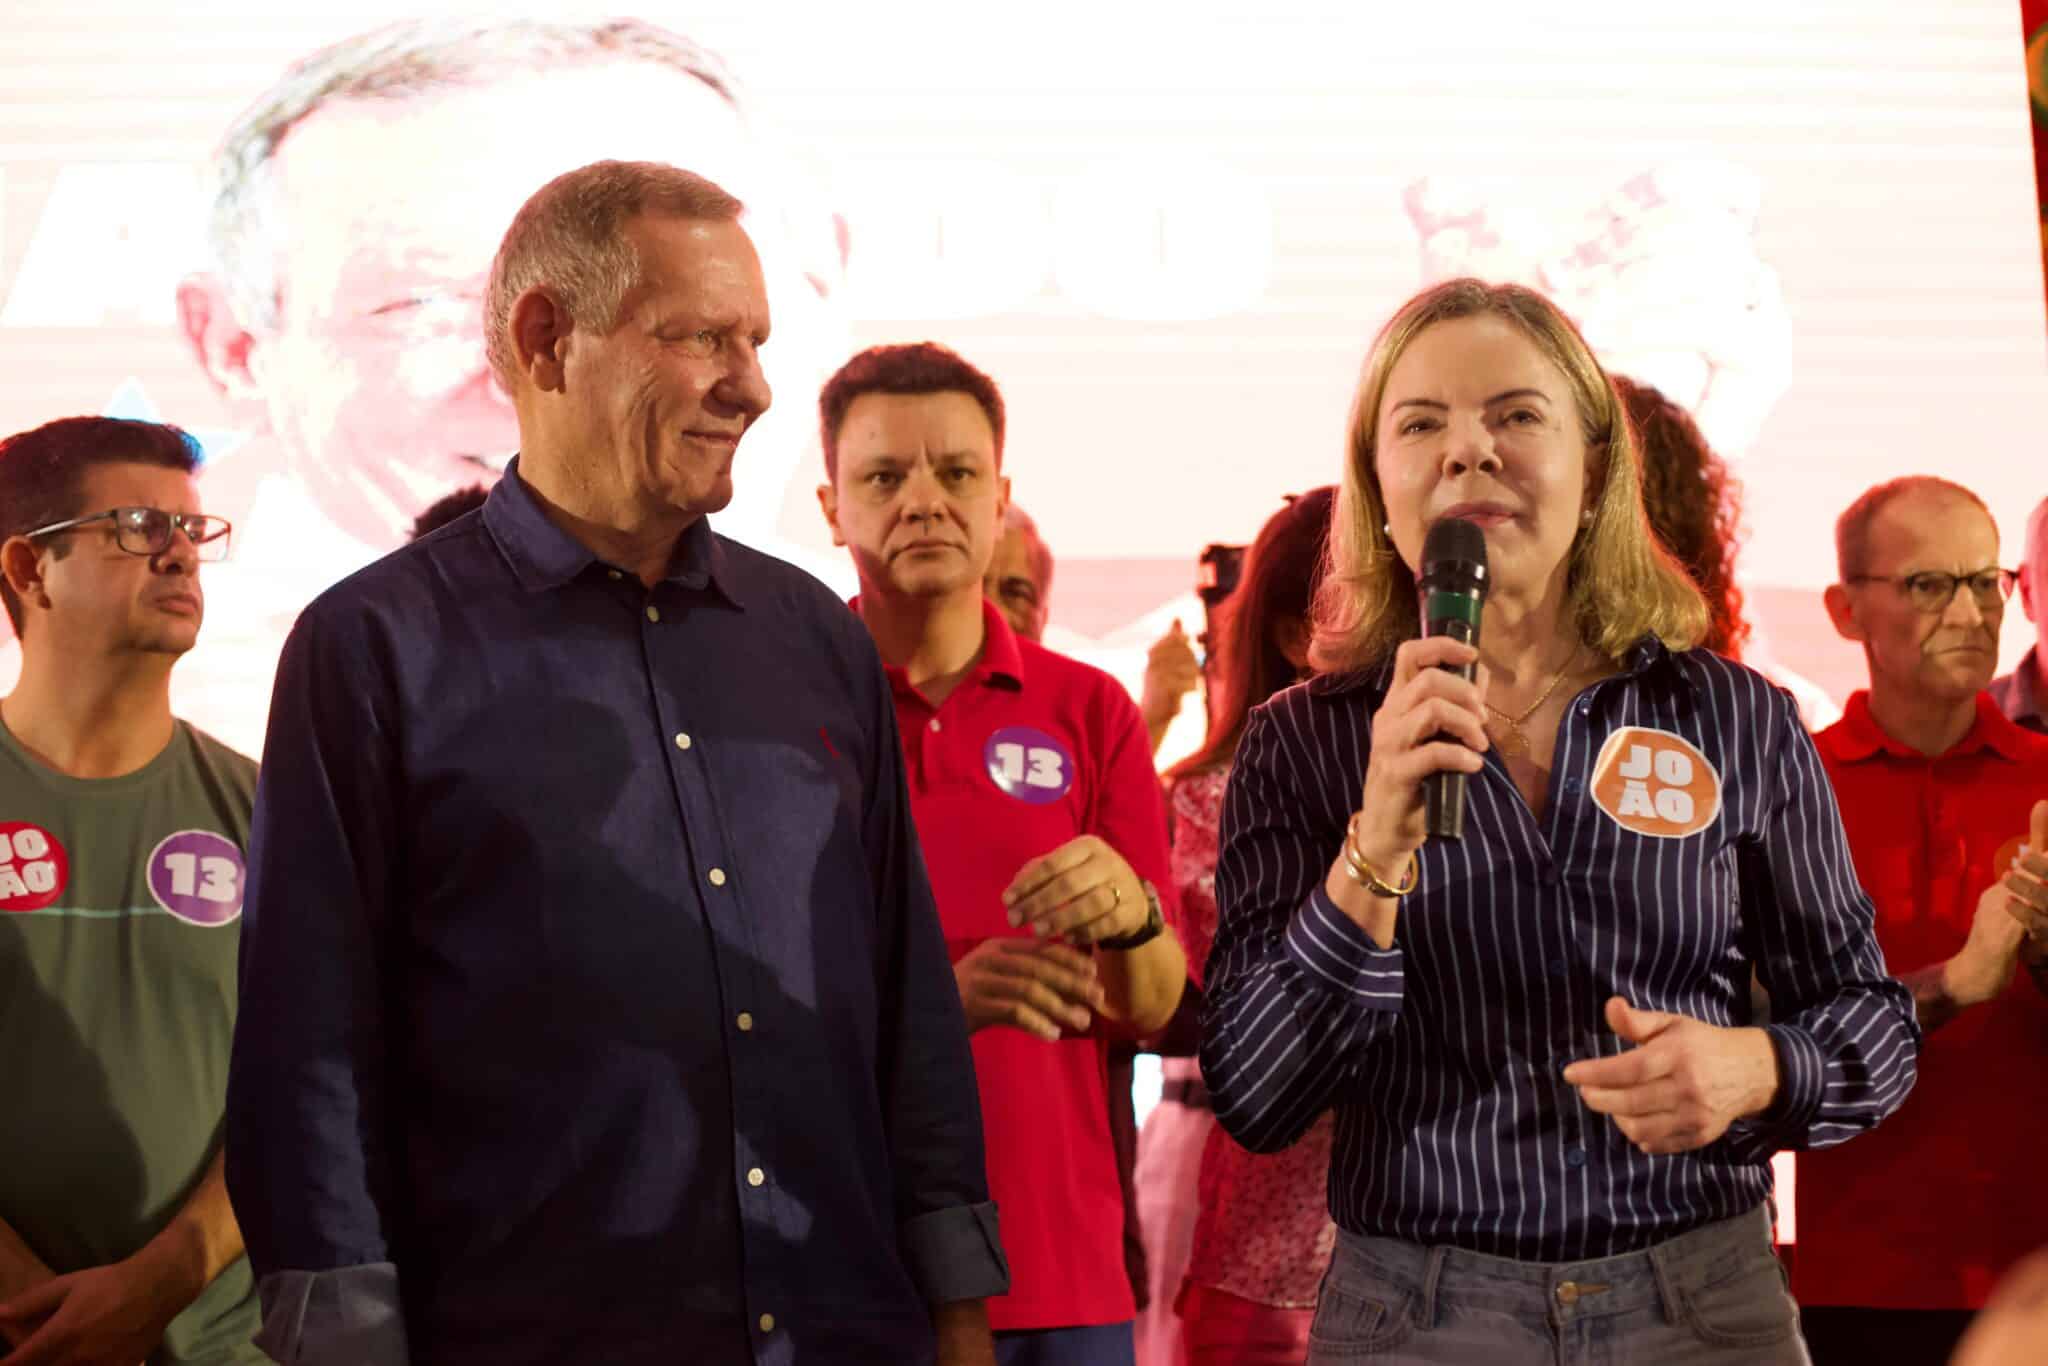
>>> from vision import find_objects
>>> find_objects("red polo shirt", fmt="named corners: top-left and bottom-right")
top-left (1797, 691), bottom-right (2048, 1310)
top-left (876, 598), bottom-right (1176, 1332)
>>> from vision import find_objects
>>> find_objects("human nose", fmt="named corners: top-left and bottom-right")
top-left (1941, 576), bottom-right (1992, 629)
top-left (1441, 412), bottom-right (1502, 478)
top-left (714, 342), bottom-right (772, 421)
top-left (900, 463), bottom-right (948, 519)
top-left (153, 521), bottom-right (201, 573)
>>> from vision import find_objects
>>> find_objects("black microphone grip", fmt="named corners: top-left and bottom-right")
top-left (1416, 517), bottom-right (1489, 842)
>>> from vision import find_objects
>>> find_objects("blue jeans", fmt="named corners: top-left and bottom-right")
top-left (994, 1321), bottom-right (1136, 1366)
top-left (1308, 1205), bottom-right (1809, 1364)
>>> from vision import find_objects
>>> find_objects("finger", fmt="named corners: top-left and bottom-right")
top-left (1002, 839), bottom-right (1099, 911)
top-left (2003, 868), bottom-right (2048, 914)
top-left (989, 975), bottom-right (1097, 1033)
top-left (1575, 1080), bottom-right (1681, 1118)
top-left (1400, 696), bottom-right (1489, 755)
top-left (2004, 896), bottom-right (2048, 940)
top-left (1391, 663), bottom-right (1488, 721)
top-left (0, 1279), bottom-right (64, 1324)
top-left (1604, 996), bottom-right (1680, 1044)
top-left (0, 1314), bottom-right (68, 1366)
top-left (986, 993), bottom-right (1069, 1042)
top-left (1389, 741), bottom-right (1487, 781)
top-left (1390, 635), bottom-right (1480, 689)
top-left (2031, 799), bottom-right (2048, 856)
top-left (1032, 884), bottom-right (1124, 944)
top-left (1011, 947), bottom-right (1106, 1007)
top-left (1169, 617), bottom-right (1185, 639)
top-left (1007, 866), bottom-right (1101, 929)
top-left (1562, 1050), bottom-right (1660, 1089)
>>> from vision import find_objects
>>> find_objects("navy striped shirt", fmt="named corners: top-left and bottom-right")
top-left (1200, 637), bottom-right (1918, 1263)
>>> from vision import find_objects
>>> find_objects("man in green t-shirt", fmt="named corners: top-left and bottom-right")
top-left (0, 416), bottom-right (263, 1364)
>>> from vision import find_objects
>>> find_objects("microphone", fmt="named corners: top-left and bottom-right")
top-left (1417, 517), bottom-right (1489, 840)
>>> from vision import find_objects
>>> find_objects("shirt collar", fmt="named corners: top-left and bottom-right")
top-left (849, 595), bottom-right (1028, 695)
top-left (1827, 689), bottom-right (2032, 763)
top-left (482, 456), bottom-right (744, 606)
top-left (1306, 633), bottom-right (1683, 701)
top-left (1995, 647), bottom-right (2047, 726)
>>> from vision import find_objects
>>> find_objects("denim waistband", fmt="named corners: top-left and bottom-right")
top-left (1328, 1205), bottom-right (1778, 1328)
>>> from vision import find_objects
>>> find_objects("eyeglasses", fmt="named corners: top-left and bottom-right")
top-left (1845, 567), bottom-right (2016, 614)
top-left (24, 507), bottom-right (233, 562)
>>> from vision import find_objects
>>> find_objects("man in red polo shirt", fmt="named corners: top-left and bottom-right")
top-left (817, 342), bottom-right (1188, 1366)
top-left (1799, 475), bottom-right (2048, 1366)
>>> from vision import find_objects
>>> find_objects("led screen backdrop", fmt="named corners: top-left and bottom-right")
top-left (0, 0), bottom-right (2043, 760)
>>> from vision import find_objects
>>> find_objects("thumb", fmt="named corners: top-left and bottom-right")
top-left (2030, 799), bottom-right (2048, 856)
top-left (1605, 995), bottom-right (1677, 1044)
top-left (1169, 617), bottom-right (1186, 639)
top-left (0, 1275), bottom-right (64, 1322)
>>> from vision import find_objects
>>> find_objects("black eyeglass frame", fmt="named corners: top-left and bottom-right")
top-left (22, 507), bottom-right (233, 561)
top-left (1842, 567), bottom-right (2017, 613)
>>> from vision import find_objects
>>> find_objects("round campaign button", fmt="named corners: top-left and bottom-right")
top-left (983, 725), bottom-right (1077, 805)
top-left (0, 821), bottom-right (69, 913)
top-left (146, 830), bottom-right (247, 927)
top-left (1587, 727), bottom-right (1722, 840)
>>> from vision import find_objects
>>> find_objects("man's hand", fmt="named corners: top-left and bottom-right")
top-left (1561, 997), bottom-right (1779, 1155)
top-left (0, 1247), bottom-right (196, 1366)
top-left (931, 1299), bottom-right (996, 1366)
top-left (1139, 620), bottom-right (1202, 752)
top-left (1002, 835), bottom-right (1148, 946)
top-left (1998, 800), bottom-right (2048, 944)
top-left (954, 938), bottom-right (1104, 1041)
top-left (1943, 878), bottom-right (2030, 1010)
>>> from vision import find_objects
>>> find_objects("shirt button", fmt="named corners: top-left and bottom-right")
top-left (708, 868), bottom-right (727, 887)
top-left (1561, 777), bottom-right (1583, 797)
top-left (674, 732), bottom-right (692, 751)
top-left (1548, 960), bottom-right (1566, 980)
top-left (607, 569), bottom-right (623, 581)
top-left (1565, 1146), bottom-right (1587, 1169)
top-left (758, 1313), bottom-right (776, 1334)
top-left (1575, 699), bottom-right (1591, 716)
top-left (747, 1167), bottom-right (765, 1187)
top-left (645, 604), bottom-right (661, 623)
top-left (929, 718), bottom-right (942, 732)
top-left (736, 1012), bottom-right (754, 1032)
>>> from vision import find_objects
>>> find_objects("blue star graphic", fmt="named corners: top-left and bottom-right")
top-left (101, 379), bottom-right (250, 468)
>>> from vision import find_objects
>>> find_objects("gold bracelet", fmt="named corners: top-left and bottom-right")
top-left (1341, 816), bottom-right (1418, 898)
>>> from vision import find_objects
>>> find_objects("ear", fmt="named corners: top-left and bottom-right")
top-left (0, 537), bottom-right (49, 624)
top-left (1822, 582), bottom-right (1865, 643)
top-left (175, 272), bottom-right (263, 402)
top-left (509, 287), bottom-right (573, 394)
top-left (995, 473), bottom-right (1011, 524)
top-left (2020, 565), bottom-right (2037, 624)
top-left (815, 481), bottom-right (845, 547)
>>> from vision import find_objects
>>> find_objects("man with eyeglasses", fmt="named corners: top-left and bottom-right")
top-left (1989, 495), bottom-right (2048, 734)
top-left (0, 416), bottom-right (262, 1363)
top-left (1793, 476), bottom-right (2048, 1365)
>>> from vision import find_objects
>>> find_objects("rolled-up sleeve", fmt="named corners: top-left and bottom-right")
top-left (857, 646), bottom-right (1010, 1305)
top-left (227, 601), bottom-right (409, 1359)
top-left (1200, 700), bottom-right (1401, 1157)
top-left (1725, 688), bottom-right (1920, 1161)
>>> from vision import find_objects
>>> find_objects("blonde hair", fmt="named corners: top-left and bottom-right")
top-left (1310, 278), bottom-right (1708, 674)
top-left (483, 160), bottom-right (744, 391)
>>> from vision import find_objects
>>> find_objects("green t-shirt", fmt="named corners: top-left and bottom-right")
top-left (0, 718), bottom-right (264, 1364)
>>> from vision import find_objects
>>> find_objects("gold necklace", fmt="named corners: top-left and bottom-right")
top-left (1484, 643), bottom-right (1581, 759)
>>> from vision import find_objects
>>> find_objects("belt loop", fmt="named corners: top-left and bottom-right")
top-left (1646, 1237), bottom-right (1683, 1326)
top-left (1420, 1245), bottom-right (1448, 1330)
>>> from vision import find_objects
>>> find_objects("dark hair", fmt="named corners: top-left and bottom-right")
top-left (817, 342), bottom-right (1005, 480)
top-left (409, 484), bottom-right (491, 541)
top-left (1169, 486), bottom-right (1336, 780)
top-left (0, 416), bottom-right (202, 636)
top-left (1614, 376), bottom-right (1749, 659)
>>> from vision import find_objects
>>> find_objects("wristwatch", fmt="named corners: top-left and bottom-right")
top-left (1096, 879), bottom-right (1166, 951)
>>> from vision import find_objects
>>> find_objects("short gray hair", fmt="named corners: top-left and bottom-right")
top-left (483, 161), bottom-right (743, 391)
top-left (205, 17), bottom-right (742, 330)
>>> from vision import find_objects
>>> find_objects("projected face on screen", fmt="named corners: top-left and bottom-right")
top-left (181, 35), bottom-right (839, 556)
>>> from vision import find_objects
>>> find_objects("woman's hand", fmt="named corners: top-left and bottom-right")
top-left (1351, 636), bottom-right (1490, 871)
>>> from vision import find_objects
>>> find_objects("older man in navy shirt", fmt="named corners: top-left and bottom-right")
top-left (225, 161), bottom-right (1007, 1365)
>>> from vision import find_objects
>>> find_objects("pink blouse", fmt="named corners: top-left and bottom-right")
top-left (1171, 768), bottom-right (1337, 1309)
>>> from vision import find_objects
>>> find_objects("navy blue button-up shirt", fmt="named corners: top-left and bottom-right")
top-left (227, 463), bottom-right (1006, 1365)
top-left (1201, 639), bottom-right (1918, 1263)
